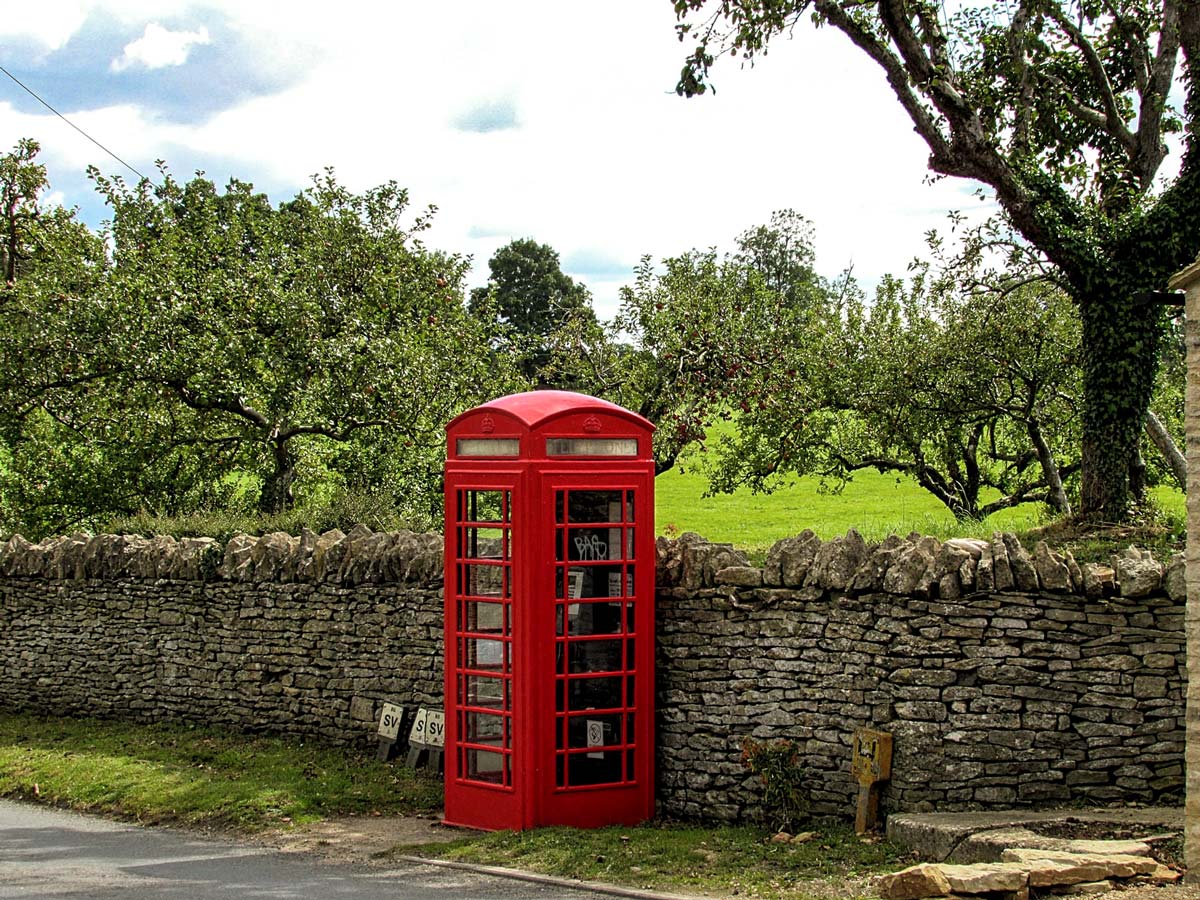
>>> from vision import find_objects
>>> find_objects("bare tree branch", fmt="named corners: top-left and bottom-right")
top-left (1144, 408), bottom-right (1186, 489)
top-left (1044, 5), bottom-right (1138, 156)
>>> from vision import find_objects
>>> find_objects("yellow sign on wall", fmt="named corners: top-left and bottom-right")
top-left (850, 728), bottom-right (893, 786)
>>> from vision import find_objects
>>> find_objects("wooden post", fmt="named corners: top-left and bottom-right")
top-left (850, 728), bottom-right (893, 834)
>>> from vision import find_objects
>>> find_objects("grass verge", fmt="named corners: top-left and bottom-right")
top-left (2, 713), bottom-right (911, 898)
top-left (401, 821), bottom-right (910, 899)
top-left (0, 712), bottom-right (442, 830)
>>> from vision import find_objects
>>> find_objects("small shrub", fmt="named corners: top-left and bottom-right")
top-left (740, 737), bottom-right (810, 832)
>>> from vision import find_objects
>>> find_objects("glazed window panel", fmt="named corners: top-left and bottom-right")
top-left (461, 526), bottom-right (507, 560)
top-left (460, 637), bottom-right (510, 674)
top-left (557, 601), bottom-right (624, 637)
top-left (460, 564), bottom-right (506, 599)
top-left (567, 640), bottom-right (623, 674)
top-left (546, 438), bottom-right (638, 457)
top-left (564, 751), bottom-right (624, 787)
top-left (458, 490), bottom-right (511, 523)
top-left (460, 674), bottom-right (507, 710)
top-left (566, 676), bottom-right (624, 712)
top-left (567, 713), bottom-right (623, 750)
top-left (463, 711), bottom-right (510, 747)
top-left (460, 600), bottom-right (506, 636)
top-left (564, 490), bottom-right (625, 524)
top-left (465, 749), bottom-right (508, 785)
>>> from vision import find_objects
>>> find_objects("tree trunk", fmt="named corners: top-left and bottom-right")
top-left (1144, 409), bottom-right (1187, 490)
top-left (259, 440), bottom-right (297, 514)
top-left (1077, 294), bottom-right (1162, 521)
top-left (1027, 418), bottom-right (1071, 515)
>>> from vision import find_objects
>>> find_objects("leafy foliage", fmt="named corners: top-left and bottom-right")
top-left (547, 211), bottom-right (824, 473)
top-left (0, 145), bottom-right (524, 537)
top-left (469, 238), bottom-right (596, 382)
top-left (705, 257), bottom-right (1083, 520)
top-left (672, 0), bottom-right (1200, 521)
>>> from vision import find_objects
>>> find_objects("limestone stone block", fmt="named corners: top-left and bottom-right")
top-left (1000, 849), bottom-right (1157, 884)
top-left (1002, 534), bottom-right (1038, 592)
top-left (852, 534), bottom-right (905, 592)
top-left (312, 529), bottom-right (347, 581)
top-left (990, 534), bottom-right (1015, 591)
top-left (877, 863), bottom-right (953, 900)
top-left (715, 566), bottom-right (763, 587)
top-left (764, 529), bottom-right (820, 587)
top-left (1112, 546), bottom-right (1163, 597)
top-left (1164, 552), bottom-right (1185, 602)
top-left (976, 545), bottom-right (996, 592)
top-left (806, 529), bottom-right (869, 591)
top-left (943, 538), bottom-right (987, 558)
top-left (939, 572), bottom-right (962, 600)
top-left (1148, 863), bottom-right (1182, 884)
top-left (884, 543), bottom-right (937, 596)
top-left (1081, 563), bottom-right (1115, 599)
top-left (939, 862), bottom-right (1029, 894)
top-left (1033, 541), bottom-right (1072, 592)
top-left (349, 695), bottom-right (376, 722)
top-left (959, 556), bottom-right (978, 593)
top-left (219, 533), bottom-right (257, 581)
top-left (1059, 881), bottom-right (1114, 894)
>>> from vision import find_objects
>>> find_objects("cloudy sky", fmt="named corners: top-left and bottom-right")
top-left (0, 1), bottom-right (989, 318)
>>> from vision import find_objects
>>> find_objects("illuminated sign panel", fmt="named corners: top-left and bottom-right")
top-left (457, 439), bottom-right (520, 457)
top-left (546, 438), bottom-right (637, 457)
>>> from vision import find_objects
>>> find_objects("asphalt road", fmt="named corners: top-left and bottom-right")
top-left (0, 800), bottom-right (621, 899)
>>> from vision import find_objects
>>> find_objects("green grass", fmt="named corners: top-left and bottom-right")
top-left (404, 821), bottom-right (910, 899)
top-left (2, 712), bottom-right (910, 899)
top-left (656, 461), bottom-right (1186, 558)
top-left (0, 712), bottom-right (442, 830)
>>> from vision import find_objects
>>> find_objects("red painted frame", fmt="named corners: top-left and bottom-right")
top-left (443, 390), bottom-right (656, 831)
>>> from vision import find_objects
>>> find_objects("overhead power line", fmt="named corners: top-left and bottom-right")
top-left (0, 63), bottom-right (150, 182)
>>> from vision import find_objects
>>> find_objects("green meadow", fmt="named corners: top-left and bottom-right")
top-left (655, 462), bottom-right (1185, 557)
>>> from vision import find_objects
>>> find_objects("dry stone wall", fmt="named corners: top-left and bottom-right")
top-left (656, 530), bottom-right (1186, 821)
top-left (0, 526), bottom-right (444, 745)
top-left (0, 525), bottom-right (1186, 821)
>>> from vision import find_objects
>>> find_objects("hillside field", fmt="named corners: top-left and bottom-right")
top-left (655, 464), bottom-right (1185, 556)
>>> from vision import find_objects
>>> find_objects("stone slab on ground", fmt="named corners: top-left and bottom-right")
top-left (885, 807), bottom-right (1182, 863)
top-left (878, 849), bottom-right (1165, 900)
top-left (952, 828), bottom-right (1152, 864)
top-left (1000, 849), bottom-right (1158, 884)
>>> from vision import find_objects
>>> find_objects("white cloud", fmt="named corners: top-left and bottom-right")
top-left (0, 1), bottom-right (90, 51)
top-left (110, 23), bottom-right (210, 72)
top-left (10, 0), bottom-right (1005, 320)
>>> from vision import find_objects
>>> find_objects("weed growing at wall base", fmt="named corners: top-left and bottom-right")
top-left (741, 737), bottom-right (811, 833)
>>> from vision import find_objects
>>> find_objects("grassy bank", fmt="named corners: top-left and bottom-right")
top-left (403, 822), bottom-right (909, 899)
top-left (0, 712), bottom-right (441, 829)
top-left (1, 712), bottom-right (908, 898)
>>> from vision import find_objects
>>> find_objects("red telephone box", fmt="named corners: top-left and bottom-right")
top-left (442, 390), bottom-right (655, 831)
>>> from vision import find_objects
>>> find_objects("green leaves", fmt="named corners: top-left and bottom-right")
top-left (0, 144), bottom-right (524, 535)
top-left (670, 0), bottom-right (1200, 521)
top-left (468, 238), bottom-right (596, 383)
